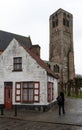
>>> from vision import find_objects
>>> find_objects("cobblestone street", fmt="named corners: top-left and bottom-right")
top-left (0, 97), bottom-right (82, 130)
top-left (0, 118), bottom-right (82, 130)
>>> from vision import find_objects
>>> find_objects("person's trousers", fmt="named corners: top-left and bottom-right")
top-left (59, 104), bottom-right (65, 115)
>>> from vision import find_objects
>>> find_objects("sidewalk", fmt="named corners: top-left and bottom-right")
top-left (0, 97), bottom-right (82, 126)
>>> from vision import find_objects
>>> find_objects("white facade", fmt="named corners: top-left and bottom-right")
top-left (0, 39), bottom-right (58, 111)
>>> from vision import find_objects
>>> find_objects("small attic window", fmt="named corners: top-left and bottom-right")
top-left (13, 57), bottom-right (22, 71)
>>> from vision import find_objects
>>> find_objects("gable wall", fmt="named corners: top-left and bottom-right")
top-left (0, 39), bottom-right (57, 106)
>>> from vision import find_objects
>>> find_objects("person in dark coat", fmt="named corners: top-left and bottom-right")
top-left (57, 91), bottom-right (65, 115)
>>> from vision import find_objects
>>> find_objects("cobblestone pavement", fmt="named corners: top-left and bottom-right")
top-left (0, 97), bottom-right (82, 130)
top-left (0, 118), bottom-right (82, 130)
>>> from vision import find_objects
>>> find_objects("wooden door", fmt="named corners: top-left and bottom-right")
top-left (4, 86), bottom-right (12, 109)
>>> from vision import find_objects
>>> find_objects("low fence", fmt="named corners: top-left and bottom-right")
top-left (0, 105), bottom-right (17, 116)
top-left (0, 105), bottom-right (44, 117)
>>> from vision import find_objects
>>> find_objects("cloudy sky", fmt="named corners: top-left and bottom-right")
top-left (0, 0), bottom-right (82, 75)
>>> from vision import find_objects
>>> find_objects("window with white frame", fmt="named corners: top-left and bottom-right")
top-left (15, 82), bottom-right (21, 102)
top-left (15, 82), bottom-right (40, 103)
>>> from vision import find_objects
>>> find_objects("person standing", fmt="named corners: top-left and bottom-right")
top-left (57, 91), bottom-right (65, 115)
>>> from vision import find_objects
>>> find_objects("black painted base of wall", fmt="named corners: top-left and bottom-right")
top-left (13, 101), bottom-right (56, 112)
top-left (0, 101), bottom-right (56, 112)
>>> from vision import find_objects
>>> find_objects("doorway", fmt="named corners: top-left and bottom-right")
top-left (4, 82), bottom-right (13, 109)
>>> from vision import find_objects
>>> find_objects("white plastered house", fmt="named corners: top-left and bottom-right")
top-left (0, 38), bottom-right (58, 111)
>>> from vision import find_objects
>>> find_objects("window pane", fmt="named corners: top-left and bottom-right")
top-left (35, 83), bottom-right (38, 88)
top-left (16, 96), bottom-right (20, 101)
top-left (34, 90), bottom-right (38, 94)
top-left (17, 90), bottom-right (20, 94)
top-left (15, 83), bottom-right (21, 102)
top-left (34, 96), bottom-right (38, 101)
top-left (23, 89), bottom-right (28, 101)
top-left (14, 57), bottom-right (22, 63)
top-left (16, 84), bottom-right (20, 89)
top-left (29, 88), bottom-right (33, 101)
top-left (23, 83), bottom-right (27, 88)
top-left (28, 83), bottom-right (33, 101)
top-left (29, 83), bottom-right (33, 88)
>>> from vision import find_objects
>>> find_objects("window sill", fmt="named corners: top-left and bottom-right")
top-left (12, 69), bottom-right (22, 72)
top-left (22, 101), bottom-right (34, 104)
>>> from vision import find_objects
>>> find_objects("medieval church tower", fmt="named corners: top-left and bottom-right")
top-left (49, 8), bottom-right (75, 83)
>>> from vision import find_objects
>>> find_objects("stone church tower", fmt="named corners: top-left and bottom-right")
top-left (49, 8), bottom-right (75, 83)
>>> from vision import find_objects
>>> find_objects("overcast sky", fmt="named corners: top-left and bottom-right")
top-left (0, 0), bottom-right (82, 75)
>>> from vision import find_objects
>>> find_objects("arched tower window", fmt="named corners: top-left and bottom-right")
top-left (63, 13), bottom-right (69, 27)
top-left (52, 14), bottom-right (58, 28)
top-left (54, 64), bottom-right (59, 73)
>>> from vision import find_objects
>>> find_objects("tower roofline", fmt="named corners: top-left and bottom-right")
top-left (49, 8), bottom-right (73, 19)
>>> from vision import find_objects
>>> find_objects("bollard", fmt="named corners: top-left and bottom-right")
top-left (14, 105), bottom-right (17, 116)
top-left (66, 128), bottom-right (71, 130)
top-left (0, 105), bottom-right (4, 115)
top-left (1, 107), bottom-right (4, 115)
